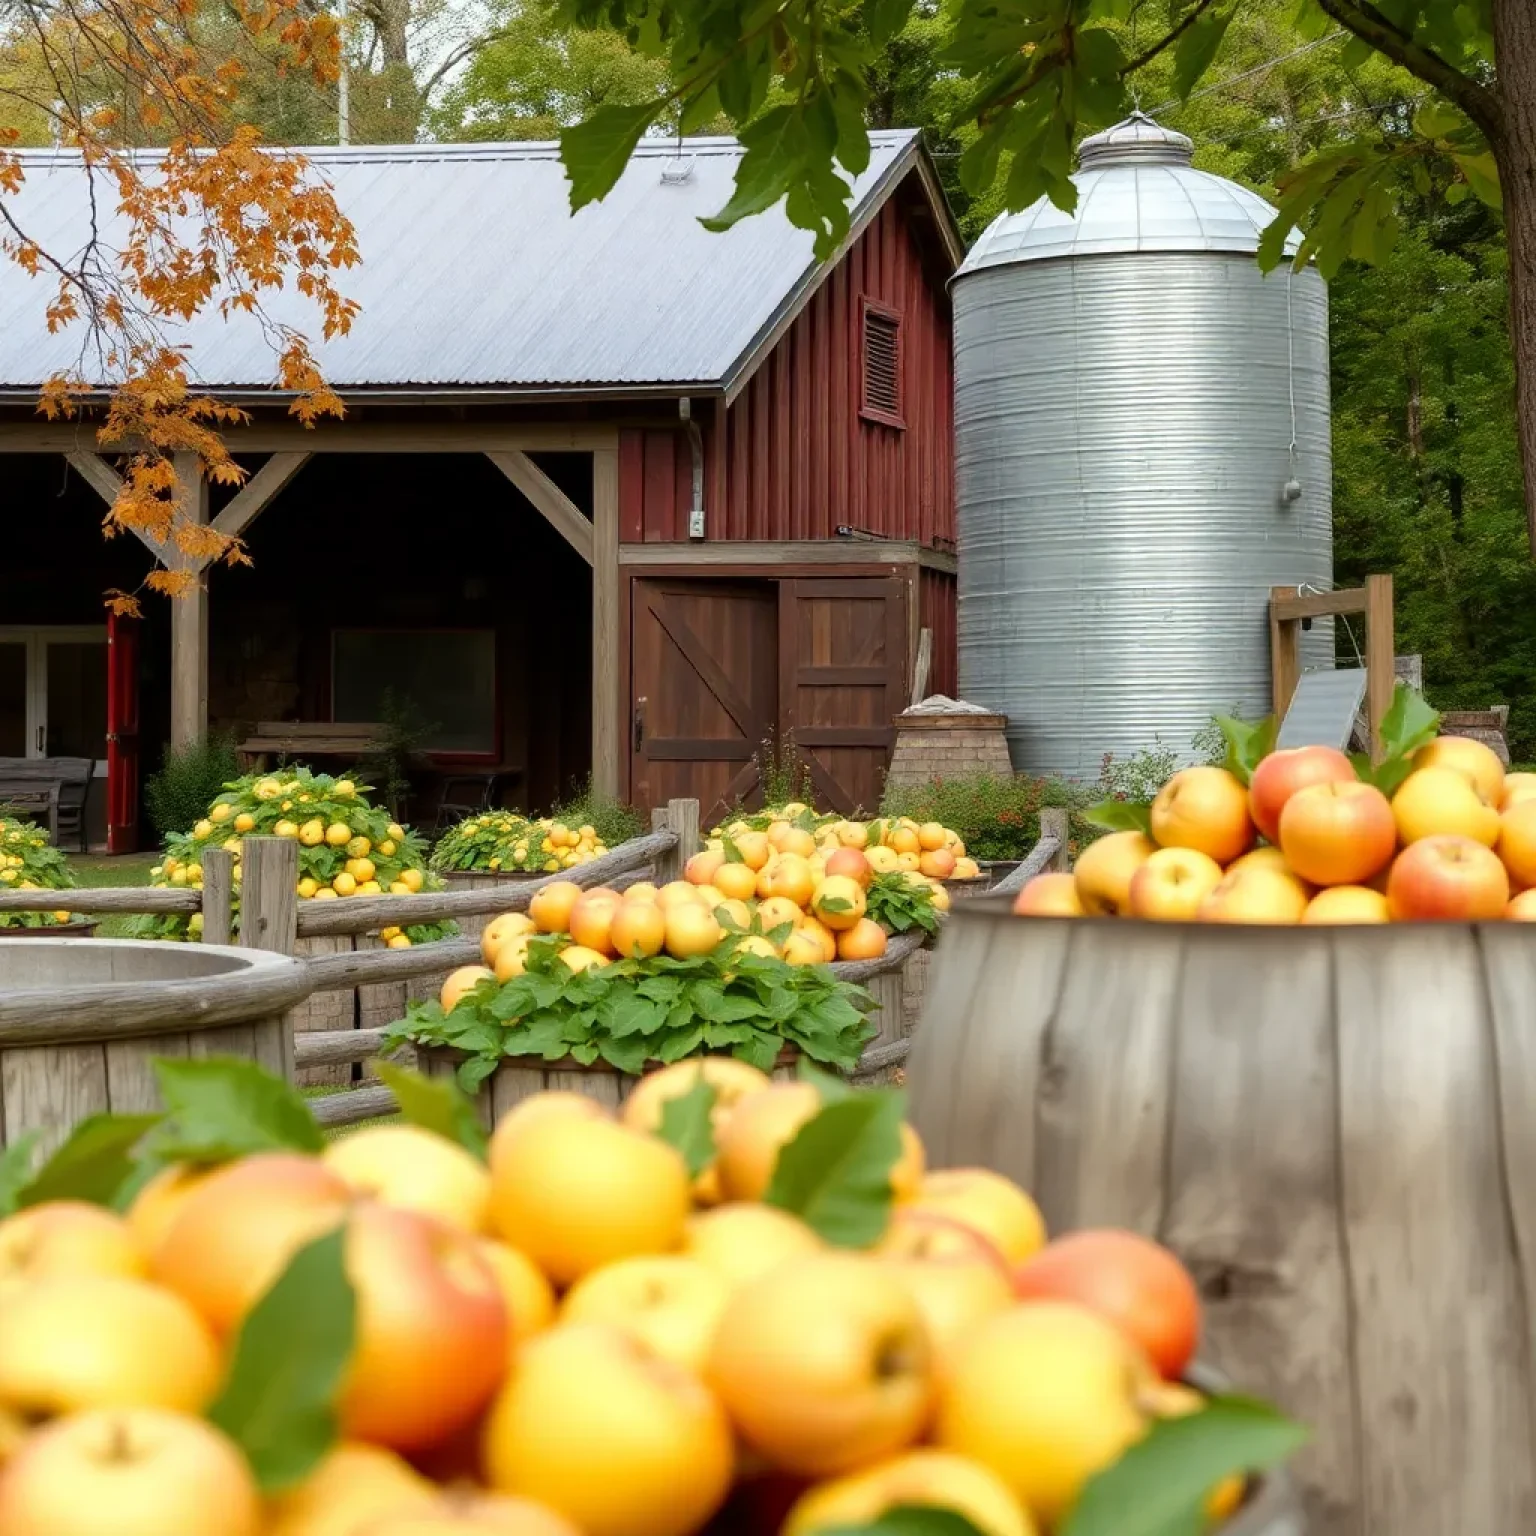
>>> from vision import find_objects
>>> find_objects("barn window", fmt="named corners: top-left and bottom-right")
top-left (860, 299), bottom-right (905, 428)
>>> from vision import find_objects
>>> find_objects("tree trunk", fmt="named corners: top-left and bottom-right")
top-left (1493, 0), bottom-right (1536, 549)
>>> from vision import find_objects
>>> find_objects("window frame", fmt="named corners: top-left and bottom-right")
top-left (858, 296), bottom-right (906, 430)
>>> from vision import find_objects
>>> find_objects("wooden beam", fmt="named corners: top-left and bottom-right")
top-left (1271, 586), bottom-right (1368, 622)
top-left (592, 447), bottom-right (621, 799)
top-left (1269, 586), bottom-right (1302, 723)
top-left (619, 539), bottom-right (956, 573)
top-left (207, 452), bottom-right (310, 549)
top-left (1364, 573), bottom-right (1396, 764)
top-left (485, 450), bottom-right (594, 566)
top-left (170, 453), bottom-right (209, 749)
top-left (0, 421), bottom-right (622, 454)
top-left (66, 451), bottom-right (168, 562)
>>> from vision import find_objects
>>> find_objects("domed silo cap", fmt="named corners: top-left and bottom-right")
top-left (957, 110), bottom-right (1304, 274)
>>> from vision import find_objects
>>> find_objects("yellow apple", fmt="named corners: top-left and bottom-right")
top-left (1196, 865), bottom-right (1309, 925)
top-left (715, 1082), bottom-right (822, 1202)
top-left (481, 911), bottom-right (538, 967)
top-left (0, 1276), bottom-right (220, 1417)
top-left (1392, 765), bottom-right (1500, 846)
top-left (707, 1253), bottom-right (933, 1476)
top-left (1414, 734), bottom-right (1506, 805)
top-left (620, 1057), bottom-right (773, 1199)
top-left (0, 1408), bottom-right (261, 1536)
top-left (935, 1301), bottom-right (1152, 1527)
top-left (0, 1201), bottom-right (144, 1285)
top-left (323, 1124), bottom-right (492, 1233)
top-left (1149, 766), bottom-right (1255, 865)
top-left (559, 1255), bottom-right (730, 1374)
top-left (125, 1166), bottom-right (215, 1257)
top-left (487, 1111), bottom-right (690, 1285)
top-left (1126, 847), bottom-right (1224, 922)
top-left (360, 1493), bottom-right (584, 1534)
top-left (1503, 771), bottom-right (1536, 812)
top-left (681, 1203), bottom-right (824, 1287)
top-left (1301, 885), bottom-right (1390, 924)
top-left (1010, 873), bottom-right (1083, 917)
top-left (482, 1324), bottom-right (734, 1536)
top-left (784, 1450), bottom-right (1035, 1536)
top-left (1072, 831), bottom-right (1156, 917)
top-left (907, 1169), bottom-right (1047, 1265)
top-left (882, 1256), bottom-right (1015, 1367)
top-left (477, 1240), bottom-right (557, 1348)
top-left (264, 1442), bottom-right (434, 1536)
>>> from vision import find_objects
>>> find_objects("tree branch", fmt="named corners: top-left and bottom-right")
top-left (1314, 0), bottom-right (1503, 141)
top-left (1119, 0), bottom-right (1218, 78)
top-left (420, 26), bottom-right (514, 98)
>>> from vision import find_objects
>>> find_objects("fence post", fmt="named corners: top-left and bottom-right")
top-left (201, 847), bottom-right (234, 945)
top-left (652, 798), bottom-right (700, 885)
top-left (1038, 807), bottom-right (1071, 873)
top-left (238, 837), bottom-right (299, 954)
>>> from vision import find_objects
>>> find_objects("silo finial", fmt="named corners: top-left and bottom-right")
top-left (1078, 113), bottom-right (1195, 171)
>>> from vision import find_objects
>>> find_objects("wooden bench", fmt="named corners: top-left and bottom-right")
top-left (0, 757), bottom-right (93, 850)
top-left (237, 721), bottom-right (383, 769)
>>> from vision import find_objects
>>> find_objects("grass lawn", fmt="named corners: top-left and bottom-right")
top-left (66, 852), bottom-right (157, 936)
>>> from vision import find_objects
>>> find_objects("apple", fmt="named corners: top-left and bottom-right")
top-left (1301, 885), bottom-right (1390, 924)
top-left (1414, 734), bottom-right (1506, 805)
top-left (1126, 847), bottom-right (1224, 922)
top-left (1149, 766), bottom-right (1255, 865)
top-left (322, 1124), bottom-right (492, 1233)
top-left (783, 1450), bottom-right (1034, 1536)
top-left (440, 965), bottom-right (495, 1014)
top-left (1195, 864), bottom-right (1309, 924)
top-left (0, 1201), bottom-right (144, 1286)
top-left (0, 1408), bottom-right (261, 1536)
top-left (339, 1203), bottom-right (509, 1452)
top-left (559, 1255), bottom-right (730, 1374)
top-left (934, 1301), bottom-right (1152, 1527)
top-left (265, 1442), bottom-right (435, 1536)
top-left (487, 1110), bottom-right (690, 1285)
top-left (149, 1153), bottom-right (352, 1335)
top-left (476, 1240), bottom-right (557, 1348)
top-left (1011, 873), bottom-right (1082, 917)
top-left (907, 1169), bottom-right (1047, 1265)
top-left (125, 1166), bottom-right (214, 1257)
top-left (483, 1323), bottom-right (734, 1536)
top-left (707, 1253), bottom-right (932, 1476)
top-left (620, 1058), bottom-right (772, 1146)
top-left (1247, 745), bottom-right (1357, 844)
top-left (823, 847), bottom-right (873, 889)
top-left (1012, 1229), bottom-right (1200, 1379)
top-left (876, 1208), bottom-right (1010, 1268)
top-left (1278, 779), bottom-right (1397, 886)
top-left (361, 1493), bottom-right (584, 1534)
top-left (1508, 889), bottom-right (1536, 920)
top-left (1139, 1382), bottom-right (1245, 1523)
top-left (487, 1091), bottom-right (611, 1160)
top-left (881, 1255), bottom-right (1015, 1367)
top-left (919, 848), bottom-right (958, 881)
top-left (1224, 845), bottom-right (1309, 885)
top-left (0, 1276), bottom-right (220, 1417)
top-left (1072, 832), bottom-right (1155, 917)
top-left (1499, 798), bottom-right (1536, 888)
top-left (1391, 765), bottom-right (1500, 847)
top-left (684, 850), bottom-right (725, 887)
top-left (480, 911), bottom-right (537, 967)
top-left (1386, 834), bottom-right (1510, 920)
top-left (1503, 772), bottom-right (1536, 812)
top-left (715, 1083), bottom-right (821, 1202)
top-left (681, 1204), bottom-right (823, 1288)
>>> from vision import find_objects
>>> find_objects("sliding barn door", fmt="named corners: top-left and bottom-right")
top-left (781, 578), bottom-right (907, 815)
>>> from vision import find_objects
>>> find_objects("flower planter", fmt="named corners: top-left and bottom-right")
top-left (0, 938), bottom-right (311, 1155)
top-left (908, 898), bottom-right (1536, 1535)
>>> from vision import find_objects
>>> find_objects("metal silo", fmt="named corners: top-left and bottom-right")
top-left (953, 112), bottom-right (1333, 781)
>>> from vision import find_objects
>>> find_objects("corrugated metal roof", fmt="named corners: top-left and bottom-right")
top-left (0, 131), bottom-right (922, 391)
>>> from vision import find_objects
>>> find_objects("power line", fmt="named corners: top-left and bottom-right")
top-left (1145, 32), bottom-right (1346, 116)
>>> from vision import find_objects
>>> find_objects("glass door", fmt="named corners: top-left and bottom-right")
top-left (0, 628), bottom-right (108, 771)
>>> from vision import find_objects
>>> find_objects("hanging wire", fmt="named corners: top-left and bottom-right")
top-left (1286, 265), bottom-right (1299, 482)
top-left (1144, 32), bottom-right (1345, 117)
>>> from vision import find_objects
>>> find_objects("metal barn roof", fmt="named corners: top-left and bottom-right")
top-left (0, 131), bottom-right (935, 395)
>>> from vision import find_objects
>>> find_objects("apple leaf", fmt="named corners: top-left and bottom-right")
top-left (1061, 1397), bottom-right (1310, 1536)
top-left (208, 1225), bottom-right (357, 1492)
top-left (765, 1088), bottom-right (905, 1247)
top-left (797, 1057), bottom-right (855, 1104)
top-left (372, 1060), bottom-right (487, 1158)
top-left (15, 1112), bottom-right (162, 1210)
top-left (0, 1133), bottom-right (38, 1217)
top-left (144, 1057), bottom-right (323, 1164)
top-left (821, 1509), bottom-right (987, 1534)
top-left (655, 1074), bottom-right (718, 1178)
top-left (1082, 800), bottom-right (1153, 835)
top-left (1371, 685), bottom-right (1442, 798)
top-left (1215, 714), bottom-right (1278, 787)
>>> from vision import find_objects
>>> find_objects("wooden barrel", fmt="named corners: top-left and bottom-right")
top-left (0, 919), bottom-right (98, 938)
top-left (908, 899), bottom-right (1536, 1536)
top-left (0, 939), bottom-right (311, 1155)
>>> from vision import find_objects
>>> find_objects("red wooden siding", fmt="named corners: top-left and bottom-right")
top-left (919, 568), bottom-right (957, 700)
top-left (620, 189), bottom-right (954, 547)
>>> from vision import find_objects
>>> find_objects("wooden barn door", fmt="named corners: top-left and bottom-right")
top-left (781, 578), bottom-right (907, 814)
top-left (630, 580), bottom-right (778, 822)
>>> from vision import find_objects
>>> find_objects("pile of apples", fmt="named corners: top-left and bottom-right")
top-left (0, 1063), bottom-right (1229, 1536)
top-left (712, 808), bottom-right (982, 883)
top-left (1015, 734), bottom-right (1536, 924)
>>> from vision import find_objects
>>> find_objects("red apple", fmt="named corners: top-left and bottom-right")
top-left (1247, 746), bottom-right (1357, 845)
top-left (1386, 835), bottom-right (1509, 921)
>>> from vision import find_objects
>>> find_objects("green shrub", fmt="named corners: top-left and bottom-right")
top-left (880, 773), bottom-right (1099, 863)
top-left (145, 735), bottom-right (241, 841)
top-left (550, 777), bottom-right (645, 849)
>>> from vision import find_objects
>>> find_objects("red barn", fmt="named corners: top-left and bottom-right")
top-left (0, 132), bottom-right (959, 844)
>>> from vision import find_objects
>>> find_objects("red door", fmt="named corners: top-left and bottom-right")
top-left (106, 612), bottom-right (140, 853)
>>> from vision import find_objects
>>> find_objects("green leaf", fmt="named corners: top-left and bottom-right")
top-left (1172, 9), bottom-right (1231, 98)
top-left (1062, 1397), bottom-right (1309, 1536)
top-left (16, 1113), bottom-right (162, 1209)
top-left (147, 1057), bottom-right (324, 1163)
top-left (765, 1090), bottom-right (905, 1247)
top-left (1453, 151), bottom-right (1502, 209)
top-left (559, 99), bottom-right (665, 213)
top-left (207, 1226), bottom-right (357, 1493)
top-left (1215, 713), bottom-right (1277, 787)
top-left (371, 1061), bottom-right (487, 1158)
top-left (655, 1074), bottom-right (718, 1178)
top-left (0, 1133), bottom-right (38, 1217)
top-left (1082, 799), bottom-right (1153, 835)
top-left (820, 1506), bottom-right (987, 1534)
top-left (1372, 684), bottom-right (1442, 796)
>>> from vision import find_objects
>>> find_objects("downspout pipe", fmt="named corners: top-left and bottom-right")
top-left (680, 397), bottom-right (706, 539)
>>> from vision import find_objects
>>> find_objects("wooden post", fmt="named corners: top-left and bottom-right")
top-left (170, 452), bottom-right (209, 749)
top-left (1365, 573), bottom-right (1396, 763)
top-left (1269, 585), bottom-right (1301, 722)
top-left (911, 627), bottom-right (933, 707)
top-left (1038, 807), bottom-right (1071, 873)
top-left (201, 847), bottom-right (234, 945)
top-left (652, 798), bottom-right (700, 885)
top-left (591, 446), bottom-right (621, 799)
top-left (238, 837), bottom-right (298, 955)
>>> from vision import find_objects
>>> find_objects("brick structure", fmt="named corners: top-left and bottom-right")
top-left (885, 698), bottom-right (1014, 790)
top-left (1440, 707), bottom-right (1512, 766)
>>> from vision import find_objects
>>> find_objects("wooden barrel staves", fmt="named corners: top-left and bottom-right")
top-left (907, 898), bottom-right (1536, 1536)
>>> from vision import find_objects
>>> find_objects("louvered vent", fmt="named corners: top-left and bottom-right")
top-left (860, 301), bottom-right (903, 426)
